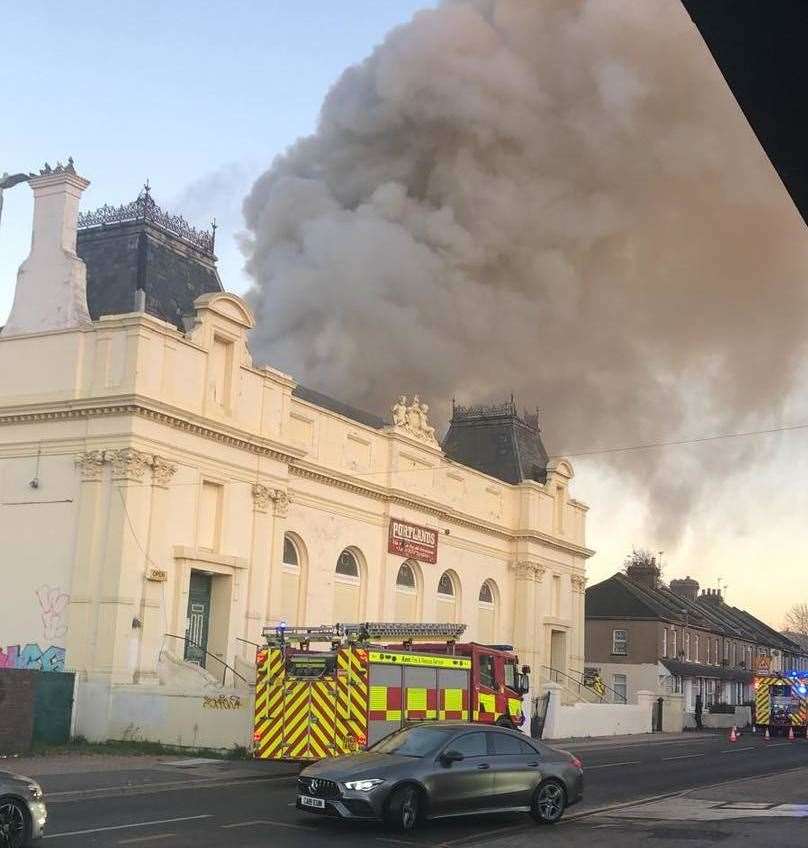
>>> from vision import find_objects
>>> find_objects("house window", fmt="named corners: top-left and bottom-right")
top-left (715, 639), bottom-right (720, 664)
top-left (612, 674), bottom-right (628, 703)
top-left (662, 629), bottom-right (667, 658)
top-left (672, 630), bottom-right (677, 658)
top-left (693, 635), bottom-right (699, 663)
top-left (706, 638), bottom-right (710, 665)
top-left (336, 549), bottom-right (360, 577)
top-left (283, 536), bottom-right (299, 567)
top-left (198, 480), bottom-right (223, 552)
top-left (612, 629), bottom-right (628, 656)
top-left (685, 632), bottom-right (691, 662)
top-left (731, 642), bottom-right (736, 666)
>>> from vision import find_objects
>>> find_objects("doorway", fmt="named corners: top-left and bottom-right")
top-left (185, 571), bottom-right (212, 667)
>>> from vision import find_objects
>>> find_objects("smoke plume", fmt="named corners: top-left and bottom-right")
top-left (242, 0), bottom-right (808, 545)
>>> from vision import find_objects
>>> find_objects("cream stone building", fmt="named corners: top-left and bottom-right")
top-left (0, 164), bottom-right (592, 745)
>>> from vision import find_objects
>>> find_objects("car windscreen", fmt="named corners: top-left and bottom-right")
top-left (370, 726), bottom-right (456, 757)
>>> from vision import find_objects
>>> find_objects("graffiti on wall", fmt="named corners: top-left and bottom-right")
top-left (202, 695), bottom-right (242, 710)
top-left (0, 643), bottom-right (66, 672)
top-left (36, 585), bottom-right (69, 641)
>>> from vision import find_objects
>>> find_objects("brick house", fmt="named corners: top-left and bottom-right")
top-left (585, 560), bottom-right (808, 719)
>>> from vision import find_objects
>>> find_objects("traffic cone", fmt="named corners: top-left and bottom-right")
top-left (788, 726), bottom-right (795, 741)
top-left (764, 727), bottom-right (770, 740)
top-left (729, 726), bottom-right (737, 743)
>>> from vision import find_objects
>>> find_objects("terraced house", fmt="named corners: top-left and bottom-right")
top-left (586, 558), bottom-right (808, 721)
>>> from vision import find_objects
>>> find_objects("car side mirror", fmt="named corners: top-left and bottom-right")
top-left (440, 749), bottom-right (464, 766)
top-left (519, 673), bottom-right (531, 694)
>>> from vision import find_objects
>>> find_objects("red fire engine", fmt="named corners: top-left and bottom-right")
top-left (253, 622), bottom-right (531, 761)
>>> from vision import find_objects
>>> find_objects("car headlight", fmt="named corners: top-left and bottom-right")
top-left (344, 779), bottom-right (384, 792)
top-left (27, 783), bottom-right (43, 801)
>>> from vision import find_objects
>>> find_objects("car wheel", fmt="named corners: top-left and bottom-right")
top-left (531, 780), bottom-right (566, 825)
top-left (385, 785), bottom-right (421, 832)
top-left (0, 797), bottom-right (30, 848)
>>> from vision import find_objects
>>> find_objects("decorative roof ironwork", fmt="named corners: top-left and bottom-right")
top-left (77, 181), bottom-right (216, 255)
top-left (451, 398), bottom-right (540, 430)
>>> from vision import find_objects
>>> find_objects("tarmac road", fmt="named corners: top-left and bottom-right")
top-left (28, 730), bottom-right (808, 847)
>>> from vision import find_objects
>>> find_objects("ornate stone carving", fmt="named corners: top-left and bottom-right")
top-left (252, 483), bottom-right (272, 513)
top-left (106, 448), bottom-right (150, 481)
top-left (270, 489), bottom-right (291, 518)
top-left (513, 561), bottom-right (545, 582)
top-left (388, 394), bottom-right (438, 447)
top-left (76, 450), bottom-right (106, 482)
top-left (150, 455), bottom-right (177, 488)
top-left (571, 574), bottom-right (587, 594)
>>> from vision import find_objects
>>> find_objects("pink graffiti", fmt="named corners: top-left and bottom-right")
top-left (35, 585), bottom-right (69, 641)
top-left (0, 643), bottom-right (66, 672)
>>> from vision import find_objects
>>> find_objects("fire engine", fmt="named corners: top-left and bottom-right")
top-left (253, 622), bottom-right (531, 761)
top-left (754, 669), bottom-right (808, 737)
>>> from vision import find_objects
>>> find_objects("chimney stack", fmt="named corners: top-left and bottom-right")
top-left (670, 575), bottom-right (700, 602)
top-left (2, 159), bottom-right (91, 336)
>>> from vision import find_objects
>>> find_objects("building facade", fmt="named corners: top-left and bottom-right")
top-left (586, 562), bottom-right (808, 717)
top-left (0, 164), bottom-right (592, 740)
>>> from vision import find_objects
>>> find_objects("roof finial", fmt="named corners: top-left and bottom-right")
top-left (211, 217), bottom-right (217, 251)
top-left (143, 179), bottom-right (151, 199)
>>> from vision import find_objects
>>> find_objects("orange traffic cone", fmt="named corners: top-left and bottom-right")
top-left (788, 726), bottom-right (795, 741)
top-left (764, 727), bottom-right (770, 740)
top-left (729, 726), bottom-right (738, 743)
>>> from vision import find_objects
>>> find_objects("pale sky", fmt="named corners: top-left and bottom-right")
top-left (1, 1), bottom-right (806, 631)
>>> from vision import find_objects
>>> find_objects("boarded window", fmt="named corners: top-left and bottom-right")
top-left (209, 336), bottom-right (233, 409)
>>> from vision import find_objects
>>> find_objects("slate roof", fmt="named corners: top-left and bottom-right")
top-left (77, 194), bottom-right (222, 332)
top-left (442, 401), bottom-right (549, 485)
top-left (661, 658), bottom-right (754, 683)
top-left (587, 572), bottom-right (803, 655)
top-left (292, 385), bottom-right (387, 429)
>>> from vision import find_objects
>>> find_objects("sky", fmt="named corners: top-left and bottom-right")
top-left (1, 1), bottom-right (806, 631)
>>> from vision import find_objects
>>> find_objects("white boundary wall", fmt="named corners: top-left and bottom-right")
top-left (542, 683), bottom-right (654, 739)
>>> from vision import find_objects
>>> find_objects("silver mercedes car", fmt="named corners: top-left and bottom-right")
top-left (297, 722), bottom-right (583, 831)
top-left (0, 772), bottom-right (47, 846)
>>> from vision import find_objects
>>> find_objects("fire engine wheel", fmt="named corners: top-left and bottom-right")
top-left (530, 780), bottom-right (566, 825)
top-left (385, 784), bottom-right (421, 832)
top-left (0, 797), bottom-right (30, 848)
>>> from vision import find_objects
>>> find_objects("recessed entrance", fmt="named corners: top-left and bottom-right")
top-left (185, 571), bottom-right (212, 667)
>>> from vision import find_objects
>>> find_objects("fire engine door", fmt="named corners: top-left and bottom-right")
top-left (281, 676), bottom-right (338, 760)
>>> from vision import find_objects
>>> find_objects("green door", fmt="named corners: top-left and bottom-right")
top-left (185, 571), bottom-right (212, 667)
top-left (32, 672), bottom-right (75, 746)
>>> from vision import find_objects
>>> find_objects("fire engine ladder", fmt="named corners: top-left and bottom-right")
top-left (262, 622), bottom-right (468, 646)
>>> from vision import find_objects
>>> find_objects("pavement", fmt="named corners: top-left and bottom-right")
top-left (7, 731), bottom-right (807, 846)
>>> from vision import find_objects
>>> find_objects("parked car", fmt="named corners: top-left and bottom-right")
top-left (0, 772), bottom-right (47, 847)
top-left (297, 722), bottom-right (583, 831)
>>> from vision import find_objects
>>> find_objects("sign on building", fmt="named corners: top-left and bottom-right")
top-left (388, 519), bottom-right (438, 564)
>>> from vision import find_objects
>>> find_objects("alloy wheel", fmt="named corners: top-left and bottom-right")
top-left (537, 782), bottom-right (564, 822)
top-left (0, 800), bottom-right (27, 848)
top-left (401, 789), bottom-right (418, 830)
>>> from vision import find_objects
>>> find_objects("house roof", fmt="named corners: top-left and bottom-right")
top-left (587, 572), bottom-right (804, 655)
top-left (292, 384), bottom-right (387, 430)
top-left (661, 658), bottom-right (754, 683)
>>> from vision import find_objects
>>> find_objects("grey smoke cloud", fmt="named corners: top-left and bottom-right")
top-left (241, 0), bottom-right (808, 545)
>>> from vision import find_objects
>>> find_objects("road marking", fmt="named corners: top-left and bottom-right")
top-left (662, 753), bottom-right (705, 760)
top-left (118, 835), bottom-right (175, 845)
top-left (44, 815), bottom-right (212, 839)
top-left (220, 819), bottom-right (316, 831)
top-left (585, 760), bottom-right (640, 769)
top-left (376, 838), bottom-right (420, 847)
top-left (719, 746), bottom-right (755, 753)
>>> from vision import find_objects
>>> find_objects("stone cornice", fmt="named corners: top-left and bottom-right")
top-left (1, 396), bottom-right (594, 559)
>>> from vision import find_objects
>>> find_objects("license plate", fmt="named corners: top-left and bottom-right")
top-left (299, 795), bottom-right (326, 809)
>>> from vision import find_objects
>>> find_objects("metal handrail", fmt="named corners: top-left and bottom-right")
top-left (163, 633), bottom-right (252, 687)
top-left (542, 665), bottom-right (627, 704)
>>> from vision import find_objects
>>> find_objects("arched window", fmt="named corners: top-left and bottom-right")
top-left (394, 560), bottom-right (420, 620)
top-left (334, 548), bottom-right (362, 621)
top-left (396, 562), bottom-right (416, 588)
top-left (283, 536), bottom-right (299, 567)
top-left (438, 572), bottom-right (455, 596)
top-left (477, 580), bottom-right (497, 644)
top-left (336, 549), bottom-right (359, 577)
top-left (436, 570), bottom-right (459, 624)
top-left (280, 533), bottom-right (305, 627)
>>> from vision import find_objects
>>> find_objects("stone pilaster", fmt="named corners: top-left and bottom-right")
top-left (135, 456), bottom-right (177, 682)
top-left (244, 484), bottom-right (276, 652)
top-left (266, 488), bottom-right (292, 626)
top-left (512, 561), bottom-right (544, 684)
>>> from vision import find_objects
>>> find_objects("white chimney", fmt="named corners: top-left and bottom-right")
top-left (2, 160), bottom-right (91, 336)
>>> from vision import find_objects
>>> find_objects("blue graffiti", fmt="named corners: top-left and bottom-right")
top-left (0, 643), bottom-right (66, 672)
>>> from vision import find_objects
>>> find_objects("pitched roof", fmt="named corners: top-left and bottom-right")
top-left (587, 572), bottom-right (804, 654)
top-left (292, 384), bottom-right (387, 430)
